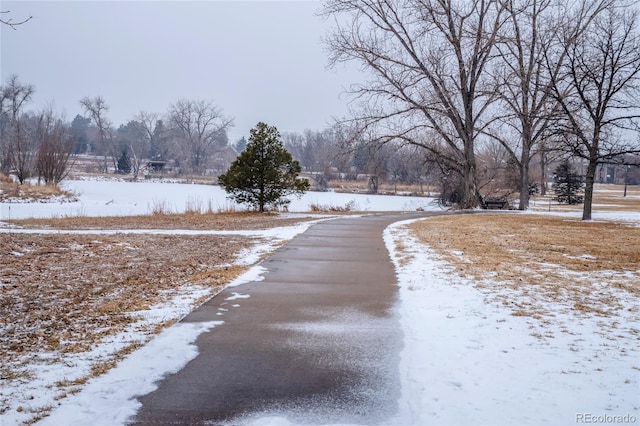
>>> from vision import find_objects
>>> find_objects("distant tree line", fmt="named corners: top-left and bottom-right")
top-left (282, 126), bottom-right (438, 195)
top-left (0, 78), bottom-right (233, 184)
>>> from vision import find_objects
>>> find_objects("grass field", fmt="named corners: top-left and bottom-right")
top-left (408, 214), bottom-right (639, 322)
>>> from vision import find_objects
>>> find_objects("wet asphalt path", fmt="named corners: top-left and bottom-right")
top-left (131, 212), bottom-right (439, 425)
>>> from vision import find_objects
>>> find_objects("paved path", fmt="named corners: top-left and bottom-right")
top-left (132, 212), bottom-right (437, 425)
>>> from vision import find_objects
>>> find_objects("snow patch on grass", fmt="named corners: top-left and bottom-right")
top-left (384, 219), bottom-right (639, 425)
top-left (38, 321), bottom-right (221, 426)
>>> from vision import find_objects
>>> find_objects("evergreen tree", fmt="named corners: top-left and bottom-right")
top-left (70, 114), bottom-right (91, 154)
top-left (552, 160), bottom-right (584, 205)
top-left (218, 122), bottom-right (309, 212)
top-left (234, 136), bottom-right (247, 152)
top-left (117, 150), bottom-right (131, 174)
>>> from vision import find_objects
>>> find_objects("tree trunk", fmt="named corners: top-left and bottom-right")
top-left (582, 157), bottom-right (598, 221)
top-left (519, 156), bottom-right (530, 210)
top-left (540, 151), bottom-right (547, 196)
top-left (461, 159), bottom-right (480, 209)
top-left (460, 136), bottom-right (480, 209)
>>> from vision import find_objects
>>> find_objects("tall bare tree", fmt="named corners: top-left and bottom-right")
top-left (323, 0), bottom-right (506, 208)
top-left (0, 75), bottom-right (35, 181)
top-left (490, 0), bottom-right (613, 209)
top-left (134, 111), bottom-right (171, 162)
top-left (167, 99), bottom-right (233, 176)
top-left (490, 0), bottom-right (559, 209)
top-left (35, 109), bottom-right (74, 185)
top-left (80, 96), bottom-right (116, 173)
top-left (551, 3), bottom-right (640, 220)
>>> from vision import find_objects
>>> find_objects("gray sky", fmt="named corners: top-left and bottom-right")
top-left (1, 1), bottom-right (363, 142)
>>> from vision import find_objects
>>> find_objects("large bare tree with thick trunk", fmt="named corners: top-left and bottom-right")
top-left (167, 99), bottom-right (233, 176)
top-left (323, 0), bottom-right (506, 208)
top-left (551, 3), bottom-right (640, 220)
top-left (490, 0), bottom-right (612, 210)
top-left (490, 0), bottom-right (560, 210)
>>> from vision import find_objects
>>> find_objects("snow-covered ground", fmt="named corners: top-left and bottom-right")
top-left (0, 179), bottom-right (437, 220)
top-left (384, 218), bottom-right (639, 425)
top-left (1, 179), bottom-right (638, 425)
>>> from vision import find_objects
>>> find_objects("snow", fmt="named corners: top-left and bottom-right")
top-left (224, 292), bottom-right (251, 301)
top-left (1, 179), bottom-right (638, 425)
top-left (525, 208), bottom-right (640, 225)
top-left (38, 321), bottom-right (222, 426)
top-left (0, 179), bottom-right (438, 220)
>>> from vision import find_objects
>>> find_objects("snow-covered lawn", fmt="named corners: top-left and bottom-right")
top-left (1, 179), bottom-right (638, 425)
top-left (384, 216), bottom-right (639, 425)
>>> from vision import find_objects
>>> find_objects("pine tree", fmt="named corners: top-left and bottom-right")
top-left (218, 122), bottom-right (309, 212)
top-left (117, 150), bottom-right (131, 174)
top-left (552, 160), bottom-right (584, 204)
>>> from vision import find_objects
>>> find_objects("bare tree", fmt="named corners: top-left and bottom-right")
top-left (551, 3), bottom-right (640, 220)
top-left (323, 0), bottom-right (506, 208)
top-left (283, 128), bottom-right (344, 186)
top-left (80, 96), bottom-right (116, 173)
top-left (490, 0), bottom-right (559, 209)
top-left (135, 111), bottom-right (171, 161)
top-left (167, 99), bottom-right (233, 176)
top-left (35, 109), bottom-right (74, 185)
top-left (489, 0), bottom-right (613, 209)
top-left (0, 75), bottom-right (35, 181)
top-left (6, 112), bottom-right (38, 184)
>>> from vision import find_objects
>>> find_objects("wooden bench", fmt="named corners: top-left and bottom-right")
top-left (484, 199), bottom-right (509, 210)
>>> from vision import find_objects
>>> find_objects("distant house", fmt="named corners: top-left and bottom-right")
top-left (211, 145), bottom-right (239, 175)
top-left (147, 160), bottom-right (167, 173)
top-left (596, 155), bottom-right (640, 185)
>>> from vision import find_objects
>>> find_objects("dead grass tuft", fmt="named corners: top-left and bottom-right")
top-left (0, 181), bottom-right (76, 202)
top-left (309, 200), bottom-right (359, 212)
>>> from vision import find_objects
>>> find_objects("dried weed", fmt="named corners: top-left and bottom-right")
top-left (7, 211), bottom-right (314, 231)
top-left (0, 181), bottom-right (75, 202)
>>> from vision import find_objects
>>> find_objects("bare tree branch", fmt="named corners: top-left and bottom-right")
top-left (0, 10), bottom-right (32, 30)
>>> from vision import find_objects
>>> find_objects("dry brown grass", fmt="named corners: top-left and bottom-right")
top-left (1, 233), bottom-right (250, 362)
top-left (327, 179), bottom-right (436, 196)
top-left (6, 211), bottom-right (315, 231)
top-left (0, 180), bottom-right (76, 202)
top-left (407, 213), bottom-right (640, 322)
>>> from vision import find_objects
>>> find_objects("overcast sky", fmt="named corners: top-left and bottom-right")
top-left (1, 1), bottom-right (364, 142)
